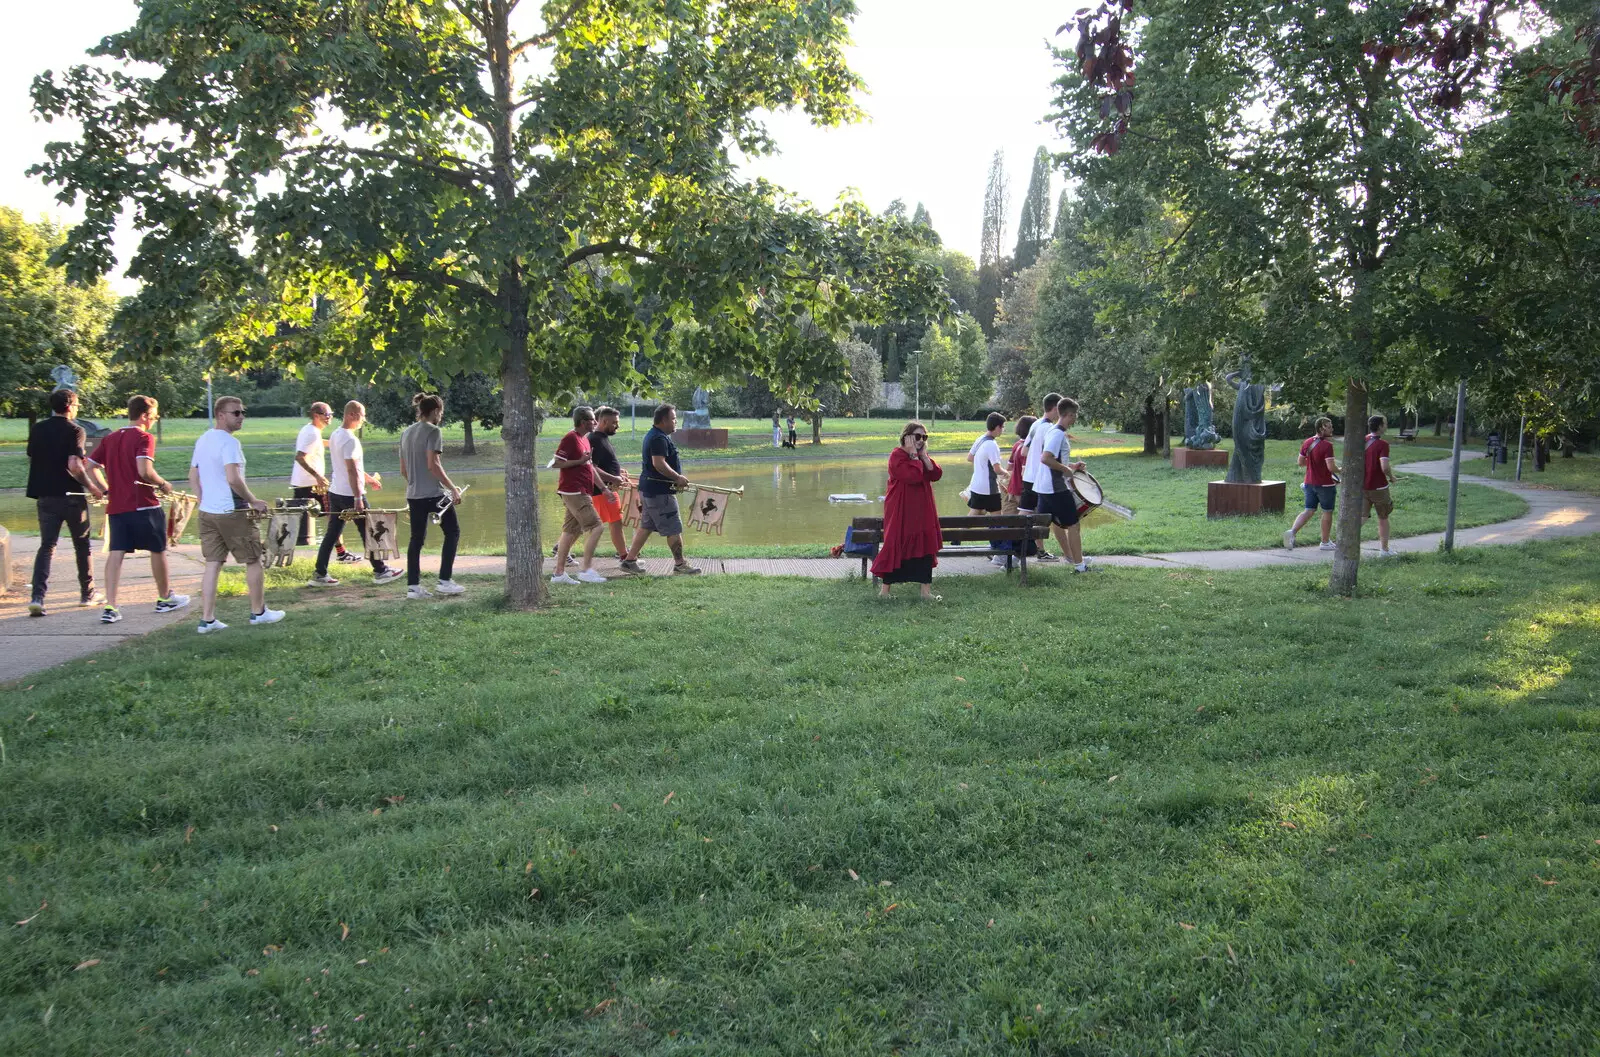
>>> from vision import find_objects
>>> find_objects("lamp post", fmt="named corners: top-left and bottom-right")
top-left (1443, 380), bottom-right (1467, 553)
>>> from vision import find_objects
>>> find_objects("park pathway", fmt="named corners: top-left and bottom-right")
top-left (4, 453), bottom-right (1597, 683)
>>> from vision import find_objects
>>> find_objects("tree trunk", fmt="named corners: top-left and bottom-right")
top-left (1161, 395), bottom-right (1172, 458)
top-left (1433, 406), bottom-right (1443, 436)
top-left (1142, 393), bottom-right (1158, 454)
top-left (500, 325), bottom-right (544, 609)
top-left (1329, 375), bottom-right (1369, 598)
top-left (812, 415), bottom-right (821, 445)
top-left (461, 417), bottom-right (476, 456)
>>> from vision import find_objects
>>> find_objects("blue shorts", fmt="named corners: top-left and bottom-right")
top-left (1303, 484), bottom-right (1337, 511)
top-left (1041, 490), bottom-right (1081, 528)
top-left (109, 508), bottom-right (168, 553)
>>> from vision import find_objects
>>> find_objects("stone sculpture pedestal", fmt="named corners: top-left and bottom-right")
top-left (1172, 447), bottom-right (1229, 470)
top-left (1207, 480), bottom-right (1286, 519)
top-left (677, 428), bottom-right (729, 449)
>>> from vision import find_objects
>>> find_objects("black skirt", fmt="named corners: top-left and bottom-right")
top-left (881, 554), bottom-right (934, 584)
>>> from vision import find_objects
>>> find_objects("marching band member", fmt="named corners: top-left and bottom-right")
top-left (399, 393), bottom-right (466, 599)
top-left (310, 400), bottom-right (402, 587)
top-left (189, 396), bottom-right (282, 633)
top-left (290, 401), bottom-right (355, 562)
top-left (83, 395), bottom-right (189, 623)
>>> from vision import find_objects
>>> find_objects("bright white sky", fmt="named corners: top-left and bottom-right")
top-left (2, 1), bottom-right (1071, 288)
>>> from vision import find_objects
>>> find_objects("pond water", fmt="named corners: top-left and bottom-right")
top-left (0, 454), bottom-right (1112, 551)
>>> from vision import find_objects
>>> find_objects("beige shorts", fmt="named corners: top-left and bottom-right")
top-left (560, 492), bottom-right (601, 536)
top-left (1363, 487), bottom-right (1394, 519)
top-left (1000, 492), bottom-right (1021, 517)
top-left (199, 510), bottom-right (264, 564)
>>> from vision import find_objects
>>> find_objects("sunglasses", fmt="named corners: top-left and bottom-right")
top-left (906, 433), bottom-right (928, 441)
top-left (228, 408), bottom-right (247, 417)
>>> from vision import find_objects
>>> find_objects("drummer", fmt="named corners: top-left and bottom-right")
top-left (1035, 397), bottom-right (1091, 574)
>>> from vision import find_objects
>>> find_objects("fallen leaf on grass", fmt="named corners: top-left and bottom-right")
top-left (586, 998), bottom-right (615, 1017)
top-left (812, 734), bottom-right (821, 742)
top-left (958, 782), bottom-right (969, 790)
top-left (953, 676), bottom-right (966, 683)
top-left (355, 959), bottom-right (369, 967)
top-left (371, 809), bottom-right (382, 816)
top-left (847, 869), bottom-right (860, 882)
top-left (1226, 943), bottom-right (1238, 965)
top-left (525, 862), bottom-right (533, 874)
top-left (884, 903), bottom-right (899, 914)
top-left (879, 880), bottom-right (893, 887)
top-left (74, 959), bottom-right (101, 971)
top-left (340, 923), bottom-right (350, 941)
top-left (269, 825), bottom-right (279, 833)
top-left (246, 969), bottom-right (260, 976)
top-left (807, 864), bottom-right (821, 872)
top-left (987, 919), bottom-right (995, 928)
top-left (963, 702), bottom-right (973, 710)
top-left (1535, 875), bottom-right (1558, 886)
top-left (1107, 774), bottom-right (1119, 783)
top-left (1179, 922), bottom-right (1195, 931)
top-left (527, 888), bottom-right (541, 901)
top-left (611, 803), bottom-right (621, 812)
top-left (184, 826), bottom-right (194, 843)
top-left (15, 901), bottom-right (47, 927)
top-left (263, 945), bottom-right (282, 956)
top-left (264, 679), bottom-right (276, 687)
top-left (662, 791), bottom-right (675, 805)
top-left (1279, 821), bottom-right (1297, 829)
top-left (383, 795), bottom-right (405, 805)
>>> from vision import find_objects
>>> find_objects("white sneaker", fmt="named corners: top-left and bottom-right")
top-left (155, 594), bottom-right (191, 614)
top-left (1376, 549), bottom-right (1396, 559)
top-left (197, 618), bottom-right (228, 634)
top-left (373, 568), bottom-right (404, 585)
top-left (1318, 541), bottom-right (1337, 551)
top-left (249, 608), bottom-right (286, 625)
top-left (407, 585), bottom-right (432, 599)
top-left (550, 573), bottom-right (580, 585)
top-left (434, 579), bottom-right (466, 595)
top-left (577, 569), bottom-right (607, 584)
top-left (1073, 562), bottom-right (1092, 573)
top-left (1283, 529), bottom-right (1296, 550)
top-left (990, 555), bottom-right (1009, 567)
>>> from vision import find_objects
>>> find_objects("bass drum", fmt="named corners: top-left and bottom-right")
top-left (1069, 469), bottom-right (1105, 518)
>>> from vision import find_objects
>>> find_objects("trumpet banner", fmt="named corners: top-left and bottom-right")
top-left (365, 511), bottom-right (402, 561)
top-left (687, 489), bottom-right (729, 535)
top-left (264, 512), bottom-right (299, 567)
top-left (165, 494), bottom-right (199, 545)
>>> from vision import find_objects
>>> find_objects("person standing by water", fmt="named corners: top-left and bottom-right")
top-left (771, 410), bottom-right (782, 448)
top-left (289, 402), bottom-right (356, 563)
top-left (871, 421), bottom-right (944, 600)
top-left (399, 393), bottom-right (466, 598)
top-left (620, 404), bottom-right (701, 576)
top-left (786, 413), bottom-right (798, 449)
top-left (25, 388), bottom-right (104, 616)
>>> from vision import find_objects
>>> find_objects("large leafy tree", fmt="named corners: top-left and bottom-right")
top-left (1055, 0), bottom-right (1600, 595)
top-left (0, 208), bottom-right (117, 419)
top-left (32, 0), bottom-right (942, 607)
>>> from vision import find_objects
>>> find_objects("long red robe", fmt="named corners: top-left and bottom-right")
top-left (870, 446), bottom-right (943, 578)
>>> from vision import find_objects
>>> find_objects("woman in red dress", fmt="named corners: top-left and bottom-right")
top-left (871, 421), bottom-right (944, 599)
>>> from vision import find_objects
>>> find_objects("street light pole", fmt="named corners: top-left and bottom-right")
top-left (914, 364), bottom-right (919, 421)
top-left (206, 375), bottom-right (214, 421)
top-left (1443, 379), bottom-right (1467, 553)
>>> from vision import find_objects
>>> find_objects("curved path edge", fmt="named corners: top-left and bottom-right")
top-left (3, 453), bottom-right (1596, 684)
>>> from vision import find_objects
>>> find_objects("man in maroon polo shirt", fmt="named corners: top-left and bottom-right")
top-left (1285, 416), bottom-right (1338, 551)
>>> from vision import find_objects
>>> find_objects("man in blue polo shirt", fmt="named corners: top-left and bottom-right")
top-left (619, 404), bottom-right (701, 576)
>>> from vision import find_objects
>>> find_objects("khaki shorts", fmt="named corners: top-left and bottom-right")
top-left (1363, 487), bottom-right (1394, 519)
top-left (559, 492), bottom-right (601, 536)
top-left (199, 510), bottom-right (264, 564)
top-left (1000, 492), bottom-right (1021, 517)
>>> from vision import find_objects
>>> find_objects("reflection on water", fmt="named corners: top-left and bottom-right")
top-left (0, 454), bottom-right (1109, 550)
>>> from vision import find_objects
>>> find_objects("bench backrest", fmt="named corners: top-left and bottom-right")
top-left (848, 514), bottom-right (1052, 546)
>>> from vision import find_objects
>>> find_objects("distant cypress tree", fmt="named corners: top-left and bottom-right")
top-left (1013, 147), bottom-right (1054, 271)
top-left (911, 202), bottom-right (939, 245)
top-left (977, 150), bottom-right (1010, 335)
top-left (1051, 187), bottom-right (1074, 241)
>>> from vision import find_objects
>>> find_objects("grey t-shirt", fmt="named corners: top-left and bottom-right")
top-left (400, 421), bottom-right (444, 499)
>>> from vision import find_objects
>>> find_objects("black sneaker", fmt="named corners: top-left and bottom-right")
top-left (101, 606), bottom-right (122, 624)
top-left (618, 559), bottom-right (644, 574)
top-left (1034, 552), bottom-right (1060, 563)
top-left (28, 597), bottom-right (45, 618)
top-left (336, 551), bottom-right (363, 564)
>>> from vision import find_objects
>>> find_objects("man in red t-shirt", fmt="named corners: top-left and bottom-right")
top-left (549, 406), bottom-right (623, 585)
top-left (1363, 414), bottom-right (1397, 557)
top-left (84, 395), bottom-right (189, 623)
top-left (1284, 416), bottom-right (1338, 551)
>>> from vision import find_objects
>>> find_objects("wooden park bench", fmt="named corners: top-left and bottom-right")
top-left (847, 514), bottom-right (1054, 586)
top-left (1397, 428), bottom-right (1418, 441)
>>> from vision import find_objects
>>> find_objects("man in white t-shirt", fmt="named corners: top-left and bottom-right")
top-left (288, 402), bottom-right (350, 561)
top-left (188, 395), bottom-right (284, 633)
top-left (965, 412), bottom-right (1011, 567)
top-left (1036, 396), bottom-right (1090, 573)
top-left (311, 400), bottom-right (401, 586)
top-left (1019, 392), bottom-right (1062, 561)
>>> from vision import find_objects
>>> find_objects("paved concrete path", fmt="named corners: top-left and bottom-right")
top-left (4, 453), bottom-right (1596, 684)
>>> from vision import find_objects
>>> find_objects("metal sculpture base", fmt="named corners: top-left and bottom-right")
top-left (677, 428), bottom-right (729, 449)
top-left (1172, 447), bottom-right (1229, 470)
top-left (1207, 480), bottom-right (1286, 519)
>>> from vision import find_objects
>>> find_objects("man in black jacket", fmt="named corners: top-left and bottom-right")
top-left (25, 389), bottom-right (105, 616)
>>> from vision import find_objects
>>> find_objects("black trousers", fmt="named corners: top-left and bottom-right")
top-left (31, 495), bottom-right (95, 600)
top-left (406, 497), bottom-right (460, 585)
top-left (314, 493), bottom-right (390, 576)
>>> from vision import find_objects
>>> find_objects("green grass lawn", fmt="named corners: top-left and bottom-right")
top-left (3, 540), bottom-right (1599, 1054)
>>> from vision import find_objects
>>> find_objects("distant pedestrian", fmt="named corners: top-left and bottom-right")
top-left (84, 395), bottom-right (189, 624)
top-left (1364, 415), bottom-right (1397, 558)
top-left (786, 414), bottom-right (798, 448)
top-left (772, 410), bottom-right (782, 448)
top-left (399, 393), bottom-right (466, 598)
top-left (25, 388), bottom-right (104, 616)
top-left (290, 401), bottom-right (355, 563)
top-left (189, 396), bottom-right (282, 633)
top-left (1286, 416), bottom-right (1338, 551)
top-left (871, 421), bottom-right (943, 599)
top-left (620, 404), bottom-right (701, 575)
top-left (310, 400), bottom-right (402, 586)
